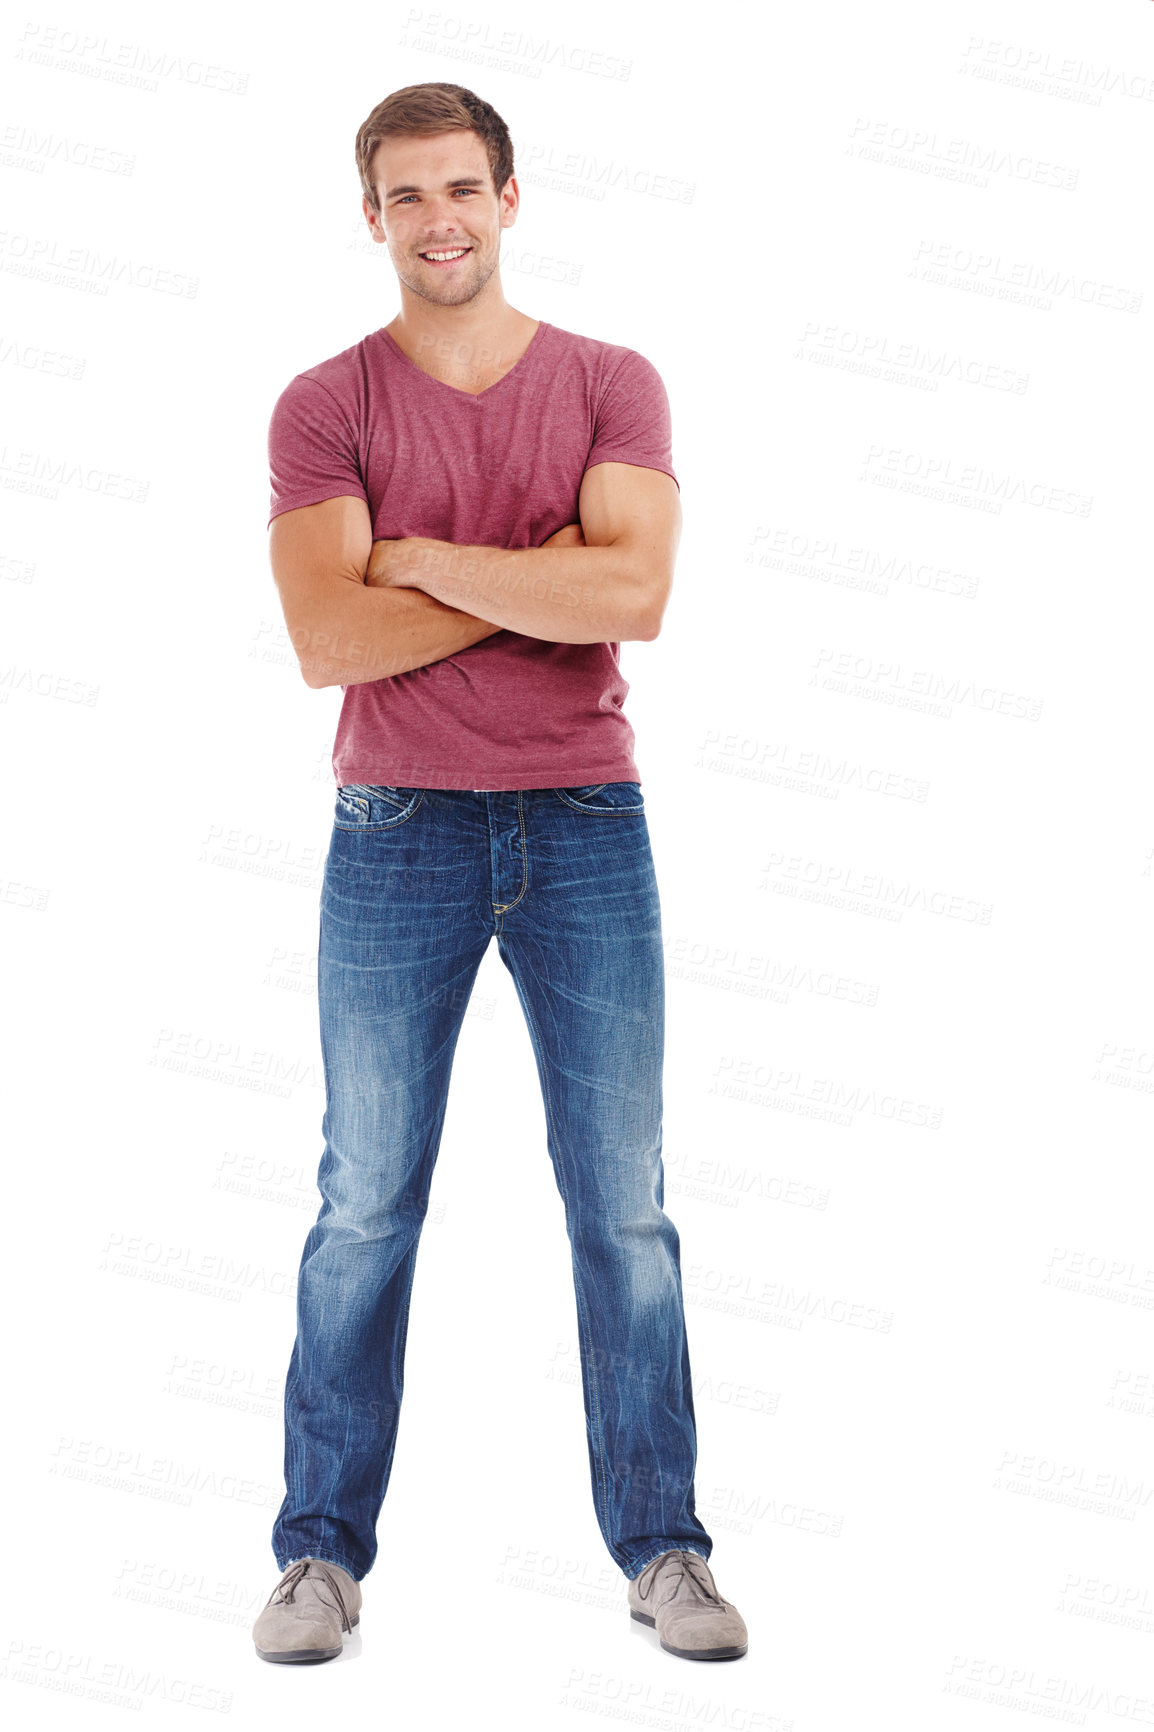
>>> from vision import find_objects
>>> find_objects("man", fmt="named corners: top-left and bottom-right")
top-left (253, 81), bottom-right (747, 1667)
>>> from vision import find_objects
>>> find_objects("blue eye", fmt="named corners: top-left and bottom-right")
top-left (395, 189), bottom-right (477, 204)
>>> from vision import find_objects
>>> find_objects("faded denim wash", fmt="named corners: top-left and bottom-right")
top-left (272, 782), bottom-right (713, 1582)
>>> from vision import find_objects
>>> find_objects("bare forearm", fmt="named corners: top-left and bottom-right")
top-left (296, 582), bottom-right (502, 688)
top-left (384, 540), bottom-right (657, 643)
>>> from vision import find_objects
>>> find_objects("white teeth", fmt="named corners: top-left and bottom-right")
top-left (422, 248), bottom-right (468, 261)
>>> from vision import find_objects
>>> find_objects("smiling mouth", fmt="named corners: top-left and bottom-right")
top-left (419, 246), bottom-right (472, 266)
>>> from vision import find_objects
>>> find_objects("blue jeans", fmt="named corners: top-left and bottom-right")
top-left (271, 781), bottom-right (713, 1582)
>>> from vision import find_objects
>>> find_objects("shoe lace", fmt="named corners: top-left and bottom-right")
top-left (265, 1559), bottom-right (355, 1633)
top-left (638, 1550), bottom-right (726, 1611)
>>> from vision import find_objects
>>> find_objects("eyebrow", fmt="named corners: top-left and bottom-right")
top-left (386, 176), bottom-right (488, 197)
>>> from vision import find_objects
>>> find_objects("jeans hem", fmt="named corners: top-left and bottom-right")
top-left (275, 1549), bottom-right (365, 1583)
top-left (623, 1543), bottom-right (711, 1581)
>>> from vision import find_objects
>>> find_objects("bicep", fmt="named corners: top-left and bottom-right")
top-left (578, 460), bottom-right (681, 577)
top-left (269, 494), bottom-right (372, 621)
top-left (268, 496), bottom-right (373, 683)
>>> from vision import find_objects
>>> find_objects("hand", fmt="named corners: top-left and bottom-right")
top-left (542, 521), bottom-right (586, 549)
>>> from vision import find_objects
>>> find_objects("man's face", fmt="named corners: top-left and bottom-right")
top-left (365, 129), bottom-right (513, 307)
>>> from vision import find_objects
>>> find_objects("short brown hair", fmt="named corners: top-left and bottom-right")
top-left (355, 83), bottom-right (515, 217)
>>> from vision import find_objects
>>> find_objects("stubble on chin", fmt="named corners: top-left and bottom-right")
top-left (396, 246), bottom-right (495, 308)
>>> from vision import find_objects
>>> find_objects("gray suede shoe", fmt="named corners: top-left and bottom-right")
top-left (628, 1550), bottom-right (748, 1660)
top-left (253, 1558), bottom-right (362, 1664)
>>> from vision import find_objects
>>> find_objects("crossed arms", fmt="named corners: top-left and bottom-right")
top-left (268, 460), bottom-right (681, 689)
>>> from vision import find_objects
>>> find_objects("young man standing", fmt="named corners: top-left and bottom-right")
top-left (253, 82), bottom-right (747, 1667)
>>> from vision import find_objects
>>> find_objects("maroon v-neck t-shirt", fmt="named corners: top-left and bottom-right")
top-left (266, 318), bottom-right (678, 791)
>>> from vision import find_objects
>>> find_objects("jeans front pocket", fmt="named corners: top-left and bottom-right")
top-left (552, 781), bottom-right (645, 815)
top-left (334, 784), bottom-right (424, 829)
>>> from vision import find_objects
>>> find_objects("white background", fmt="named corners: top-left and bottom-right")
top-left (3, 0), bottom-right (1153, 1726)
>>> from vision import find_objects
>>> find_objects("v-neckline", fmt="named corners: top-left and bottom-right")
top-left (378, 319), bottom-right (548, 402)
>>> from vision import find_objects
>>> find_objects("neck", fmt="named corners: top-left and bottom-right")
top-left (385, 295), bottom-right (540, 389)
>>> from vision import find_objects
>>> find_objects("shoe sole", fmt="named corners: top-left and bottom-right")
top-left (630, 1609), bottom-right (747, 1660)
top-left (255, 1612), bottom-right (359, 1663)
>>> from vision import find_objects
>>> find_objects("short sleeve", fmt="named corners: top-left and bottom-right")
top-left (585, 349), bottom-right (679, 491)
top-left (267, 373), bottom-right (369, 528)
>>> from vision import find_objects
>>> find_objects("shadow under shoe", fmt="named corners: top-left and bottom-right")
top-left (627, 1550), bottom-right (748, 1660)
top-left (253, 1559), bottom-right (362, 1664)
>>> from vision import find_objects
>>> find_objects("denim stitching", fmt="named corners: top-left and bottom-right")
top-left (342, 782), bottom-right (409, 807)
top-left (275, 1550), bottom-right (364, 1582)
top-left (492, 800), bottom-right (604, 1507)
top-left (333, 788), bottom-right (426, 831)
top-left (491, 790), bottom-right (531, 920)
top-left (497, 943), bottom-right (616, 1563)
top-left (552, 783), bottom-right (644, 816)
top-left (627, 1543), bottom-right (711, 1580)
top-left (381, 1241), bottom-right (419, 1539)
